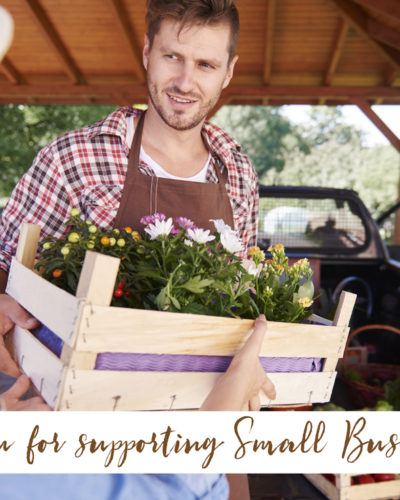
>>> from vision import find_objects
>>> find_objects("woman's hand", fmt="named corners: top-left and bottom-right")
top-left (201, 315), bottom-right (276, 411)
top-left (0, 375), bottom-right (51, 411)
top-left (0, 293), bottom-right (40, 377)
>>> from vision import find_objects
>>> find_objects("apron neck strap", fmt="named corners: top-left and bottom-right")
top-left (128, 110), bottom-right (146, 165)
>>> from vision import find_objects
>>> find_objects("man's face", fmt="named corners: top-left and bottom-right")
top-left (143, 19), bottom-right (237, 131)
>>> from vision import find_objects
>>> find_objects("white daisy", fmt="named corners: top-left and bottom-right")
top-left (144, 217), bottom-right (174, 240)
top-left (210, 219), bottom-right (233, 234)
top-left (187, 228), bottom-right (215, 244)
top-left (220, 230), bottom-right (243, 254)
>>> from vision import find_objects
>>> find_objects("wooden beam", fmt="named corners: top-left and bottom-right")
top-left (324, 18), bottom-right (349, 85)
top-left (263, 0), bottom-right (276, 85)
top-left (351, 0), bottom-right (400, 21)
top-left (104, 0), bottom-right (146, 83)
top-left (386, 67), bottom-right (399, 86)
top-left (351, 97), bottom-right (400, 152)
top-left (0, 84), bottom-right (399, 101)
top-left (22, 0), bottom-right (84, 84)
top-left (0, 57), bottom-right (23, 84)
top-left (208, 95), bottom-right (232, 118)
top-left (329, 0), bottom-right (400, 71)
top-left (367, 19), bottom-right (400, 52)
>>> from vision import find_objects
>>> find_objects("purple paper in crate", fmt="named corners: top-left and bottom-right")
top-left (32, 324), bottom-right (322, 373)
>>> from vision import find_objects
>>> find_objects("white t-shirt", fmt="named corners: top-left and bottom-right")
top-left (126, 115), bottom-right (210, 183)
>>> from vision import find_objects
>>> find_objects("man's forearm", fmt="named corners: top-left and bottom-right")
top-left (0, 269), bottom-right (8, 294)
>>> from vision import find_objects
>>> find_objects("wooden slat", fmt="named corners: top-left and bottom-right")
top-left (304, 474), bottom-right (339, 500)
top-left (0, 57), bottom-right (23, 84)
top-left (76, 251), bottom-right (120, 307)
top-left (13, 326), bottom-right (65, 409)
top-left (323, 291), bottom-right (357, 372)
top-left (305, 474), bottom-right (400, 500)
top-left (209, 94), bottom-right (232, 117)
top-left (351, 0), bottom-right (400, 21)
top-left (263, 0), bottom-right (276, 85)
top-left (104, 0), bottom-right (146, 83)
top-left (324, 19), bottom-right (349, 85)
top-left (21, 0), bottom-right (84, 84)
top-left (6, 258), bottom-right (82, 346)
top-left (352, 97), bottom-right (400, 152)
top-left (333, 292), bottom-right (357, 327)
top-left (367, 18), bottom-right (400, 52)
top-left (329, 0), bottom-right (400, 71)
top-left (15, 222), bottom-right (41, 270)
top-left (0, 83), bottom-right (399, 100)
top-left (58, 370), bottom-right (337, 410)
top-left (76, 303), bottom-right (347, 357)
top-left (346, 480), bottom-right (400, 500)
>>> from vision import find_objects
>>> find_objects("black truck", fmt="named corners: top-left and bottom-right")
top-left (257, 185), bottom-right (400, 364)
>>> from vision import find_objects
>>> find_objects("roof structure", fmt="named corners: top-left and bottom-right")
top-left (0, 0), bottom-right (399, 148)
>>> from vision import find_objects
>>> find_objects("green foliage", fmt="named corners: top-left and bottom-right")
top-left (35, 212), bottom-right (315, 322)
top-left (213, 105), bottom-right (399, 240)
top-left (211, 105), bottom-right (309, 177)
top-left (0, 104), bottom-right (116, 197)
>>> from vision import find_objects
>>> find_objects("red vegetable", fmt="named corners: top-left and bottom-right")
top-left (113, 289), bottom-right (124, 298)
top-left (356, 474), bottom-right (375, 484)
top-left (372, 474), bottom-right (395, 482)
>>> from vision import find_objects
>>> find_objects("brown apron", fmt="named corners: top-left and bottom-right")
top-left (114, 112), bottom-right (234, 233)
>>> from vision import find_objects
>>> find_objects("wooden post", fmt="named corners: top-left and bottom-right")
top-left (75, 251), bottom-right (120, 306)
top-left (323, 291), bottom-right (357, 372)
top-left (15, 222), bottom-right (41, 269)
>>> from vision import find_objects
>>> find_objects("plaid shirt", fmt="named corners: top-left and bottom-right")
top-left (0, 107), bottom-right (258, 272)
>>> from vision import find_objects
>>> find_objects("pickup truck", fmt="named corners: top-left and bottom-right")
top-left (257, 185), bottom-right (400, 364)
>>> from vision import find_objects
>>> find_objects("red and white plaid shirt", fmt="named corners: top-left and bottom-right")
top-left (0, 106), bottom-right (258, 272)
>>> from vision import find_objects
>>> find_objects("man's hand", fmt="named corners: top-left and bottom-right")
top-left (0, 294), bottom-right (40, 377)
top-left (0, 375), bottom-right (51, 411)
top-left (201, 315), bottom-right (276, 411)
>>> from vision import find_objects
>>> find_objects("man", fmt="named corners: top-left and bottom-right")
top-left (0, 2), bottom-right (265, 495)
top-left (0, 0), bottom-right (258, 380)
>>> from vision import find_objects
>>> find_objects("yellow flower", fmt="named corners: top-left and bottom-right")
top-left (68, 232), bottom-right (80, 243)
top-left (101, 236), bottom-right (110, 246)
top-left (109, 237), bottom-right (116, 246)
top-left (70, 208), bottom-right (80, 217)
top-left (87, 241), bottom-right (95, 249)
top-left (43, 242), bottom-right (52, 250)
top-left (124, 227), bottom-right (133, 234)
top-left (117, 238), bottom-right (126, 247)
top-left (88, 225), bottom-right (97, 234)
top-left (273, 244), bottom-right (284, 251)
top-left (298, 297), bottom-right (313, 308)
top-left (132, 231), bottom-right (141, 241)
top-left (249, 246), bottom-right (261, 256)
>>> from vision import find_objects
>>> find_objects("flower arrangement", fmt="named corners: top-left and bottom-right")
top-left (35, 210), bottom-right (314, 322)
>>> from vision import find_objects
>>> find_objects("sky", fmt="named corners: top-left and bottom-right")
top-left (282, 104), bottom-right (399, 147)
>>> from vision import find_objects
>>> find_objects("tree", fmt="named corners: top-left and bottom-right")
top-left (211, 105), bottom-right (308, 177)
top-left (0, 104), bottom-right (116, 197)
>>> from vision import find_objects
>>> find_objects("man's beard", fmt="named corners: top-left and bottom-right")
top-left (147, 83), bottom-right (221, 131)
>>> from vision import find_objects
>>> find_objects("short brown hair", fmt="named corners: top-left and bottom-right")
top-left (146, 0), bottom-right (239, 64)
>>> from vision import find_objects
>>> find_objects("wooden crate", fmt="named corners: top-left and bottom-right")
top-left (5, 223), bottom-right (356, 411)
top-left (305, 474), bottom-right (400, 500)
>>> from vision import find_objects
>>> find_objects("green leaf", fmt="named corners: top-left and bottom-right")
top-left (298, 280), bottom-right (314, 299)
top-left (181, 276), bottom-right (214, 294)
top-left (155, 286), bottom-right (168, 310)
top-left (170, 296), bottom-right (181, 310)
